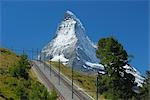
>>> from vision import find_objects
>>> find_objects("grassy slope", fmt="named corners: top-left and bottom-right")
top-left (0, 48), bottom-right (20, 69)
top-left (0, 48), bottom-right (56, 100)
top-left (0, 48), bottom-right (20, 99)
top-left (50, 61), bottom-right (105, 99)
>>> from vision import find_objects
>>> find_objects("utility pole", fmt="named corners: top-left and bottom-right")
top-left (58, 58), bottom-right (60, 85)
top-left (40, 51), bottom-right (41, 61)
top-left (39, 51), bottom-right (42, 67)
top-left (44, 52), bottom-right (45, 70)
top-left (72, 64), bottom-right (74, 99)
top-left (96, 73), bottom-right (99, 100)
top-left (50, 59), bottom-right (52, 76)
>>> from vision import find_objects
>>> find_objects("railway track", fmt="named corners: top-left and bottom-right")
top-left (45, 63), bottom-right (85, 100)
top-left (32, 61), bottom-right (65, 100)
top-left (33, 60), bottom-right (94, 100)
top-left (41, 60), bottom-right (94, 100)
top-left (48, 65), bottom-right (86, 99)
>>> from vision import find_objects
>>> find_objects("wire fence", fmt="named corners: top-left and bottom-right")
top-left (3, 47), bottom-right (41, 60)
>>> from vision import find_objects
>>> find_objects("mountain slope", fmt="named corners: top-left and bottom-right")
top-left (0, 48), bottom-right (57, 100)
top-left (41, 11), bottom-right (99, 71)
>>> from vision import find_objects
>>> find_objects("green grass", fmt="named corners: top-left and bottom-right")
top-left (49, 61), bottom-right (105, 100)
top-left (0, 48), bottom-right (57, 100)
top-left (0, 48), bottom-right (21, 99)
top-left (0, 48), bottom-right (19, 67)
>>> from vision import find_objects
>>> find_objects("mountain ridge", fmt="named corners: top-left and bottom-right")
top-left (40, 10), bottom-right (99, 71)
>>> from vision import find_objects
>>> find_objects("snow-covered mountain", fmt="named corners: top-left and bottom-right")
top-left (40, 10), bottom-right (144, 86)
top-left (40, 10), bottom-right (99, 71)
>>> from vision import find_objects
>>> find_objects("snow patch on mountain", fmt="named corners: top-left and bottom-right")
top-left (123, 65), bottom-right (145, 87)
top-left (85, 62), bottom-right (104, 70)
top-left (51, 54), bottom-right (69, 62)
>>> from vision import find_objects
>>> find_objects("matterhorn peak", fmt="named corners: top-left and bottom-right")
top-left (64, 11), bottom-right (72, 20)
top-left (41, 10), bottom-right (98, 71)
top-left (40, 11), bottom-right (144, 87)
top-left (62, 10), bottom-right (85, 32)
top-left (66, 10), bottom-right (74, 15)
top-left (63, 10), bottom-right (76, 21)
top-left (65, 10), bottom-right (75, 17)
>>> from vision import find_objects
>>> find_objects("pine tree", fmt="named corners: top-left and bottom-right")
top-left (96, 37), bottom-right (136, 99)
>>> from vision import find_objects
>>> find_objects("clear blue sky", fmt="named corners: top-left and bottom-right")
top-left (1, 0), bottom-right (149, 75)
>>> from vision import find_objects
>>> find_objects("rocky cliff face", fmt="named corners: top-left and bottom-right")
top-left (40, 11), bottom-right (99, 71)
